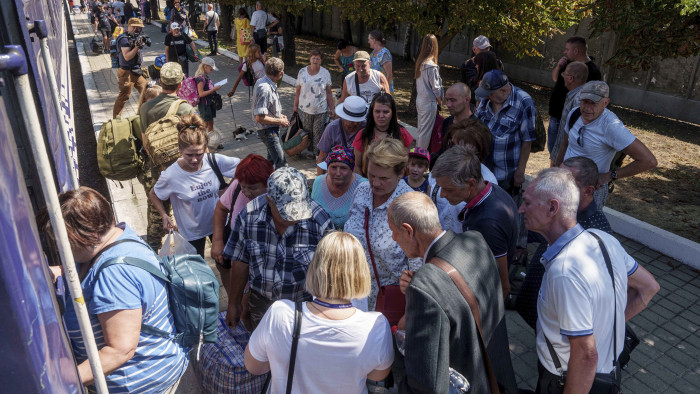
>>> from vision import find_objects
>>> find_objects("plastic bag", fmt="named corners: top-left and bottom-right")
top-left (159, 230), bottom-right (197, 257)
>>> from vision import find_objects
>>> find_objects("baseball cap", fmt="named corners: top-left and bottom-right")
top-left (267, 167), bottom-right (313, 222)
top-left (335, 95), bottom-right (368, 122)
top-left (160, 62), bottom-right (185, 85)
top-left (353, 51), bottom-right (371, 62)
top-left (128, 18), bottom-right (144, 28)
top-left (475, 70), bottom-right (509, 98)
top-left (408, 147), bottom-right (430, 163)
top-left (154, 54), bottom-right (167, 70)
top-left (170, 22), bottom-right (180, 30)
top-left (201, 57), bottom-right (218, 71)
top-left (473, 35), bottom-right (491, 50)
top-left (579, 81), bottom-right (610, 103)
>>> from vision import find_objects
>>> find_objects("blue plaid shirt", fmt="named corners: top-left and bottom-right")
top-left (475, 84), bottom-right (537, 181)
top-left (223, 195), bottom-right (332, 301)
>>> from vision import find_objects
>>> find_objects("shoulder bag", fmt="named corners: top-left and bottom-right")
top-left (428, 257), bottom-right (500, 394)
top-left (364, 207), bottom-right (406, 326)
top-left (542, 232), bottom-right (622, 393)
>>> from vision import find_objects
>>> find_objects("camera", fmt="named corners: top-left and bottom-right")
top-left (128, 33), bottom-right (151, 49)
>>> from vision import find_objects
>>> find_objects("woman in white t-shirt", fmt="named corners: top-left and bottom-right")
top-left (293, 48), bottom-right (335, 159)
top-left (245, 232), bottom-right (394, 393)
top-left (149, 114), bottom-right (240, 257)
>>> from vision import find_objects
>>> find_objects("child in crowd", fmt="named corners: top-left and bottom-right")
top-left (403, 147), bottom-right (431, 195)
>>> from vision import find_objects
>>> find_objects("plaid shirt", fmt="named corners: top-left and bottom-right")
top-left (223, 195), bottom-right (332, 301)
top-left (476, 84), bottom-right (537, 181)
top-left (252, 75), bottom-right (283, 130)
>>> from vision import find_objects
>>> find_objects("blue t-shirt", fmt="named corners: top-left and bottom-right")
top-left (63, 224), bottom-right (188, 393)
top-left (117, 34), bottom-right (142, 71)
top-left (311, 174), bottom-right (367, 229)
top-left (403, 176), bottom-right (429, 194)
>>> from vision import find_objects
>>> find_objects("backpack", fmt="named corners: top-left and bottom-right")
top-left (531, 113), bottom-right (547, 153)
top-left (567, 107), bottom-right (627, 175)
top-left (143, 99), bottom-right (186, 169)
top-left (95, 239), bottom-right (219, 349)
top-left (109, 39), bottom-right (119, 68)
top-left (177, 76), bottom-right (200, 106)
top-left (238, 60), bottom-right (255, 87)
top-left (97, 116), bottom-right (144, 181)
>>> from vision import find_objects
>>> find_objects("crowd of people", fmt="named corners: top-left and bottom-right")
top-left (58, 2), bottom-right (668, 392)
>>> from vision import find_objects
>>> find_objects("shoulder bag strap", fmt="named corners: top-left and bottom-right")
top-left (364, 207), bottom-right (383, 293)
top-left (429, 257), bottom-right (500, 394)
top-left (207, 153), bottom-right (226, 189)
top-left (226, 184), bottom-right (242, 227)
top-left (286, 300), bottom-right (303, 394)
top-left (589, 231), bottom-right (619, 371)
top-left (354, 72), bottom-right (366, 103)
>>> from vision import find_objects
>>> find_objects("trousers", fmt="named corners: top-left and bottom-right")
top-left (113, 68), bottom-right (147, 118)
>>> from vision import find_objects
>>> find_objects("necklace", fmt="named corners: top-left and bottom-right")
top-left (313, 299), bottom-right (354, 309)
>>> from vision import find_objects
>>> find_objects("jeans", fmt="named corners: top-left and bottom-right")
top-left (177, 57), bottom-right (189, 77)
top-left (207, 30), bottom-right (218, 54)
top-left (258, 127), bottom-right (286, 169)
top-left (547, 117), bottom-right (560, 153)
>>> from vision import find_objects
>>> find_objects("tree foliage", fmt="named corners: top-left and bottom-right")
top-left (325, 0), bottom-right (589, 57)
top-left (589, 0), bottom-right (700, 70)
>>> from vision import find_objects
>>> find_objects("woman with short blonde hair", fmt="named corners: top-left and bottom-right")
top-left (245, 231), bottom-right (394, 393)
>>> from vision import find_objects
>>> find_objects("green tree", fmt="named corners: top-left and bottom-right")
top-left (262, 0), bottom-right (317, 67)
top-left (589, 0), bottom-right (700, 70)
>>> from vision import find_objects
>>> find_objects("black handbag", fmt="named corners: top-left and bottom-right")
top-left (543, 232), bottom-right (622, 393)
top-left (210, 92), bottom-right (223, 110)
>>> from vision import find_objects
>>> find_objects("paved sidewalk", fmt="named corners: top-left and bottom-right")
top-left (69, 12), bottom-right (700, 394)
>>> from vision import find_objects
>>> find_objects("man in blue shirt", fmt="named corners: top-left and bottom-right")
top-left (475, 70), bottom-right (537, 196)
top-left (252, 57), bottom-right (289, 169)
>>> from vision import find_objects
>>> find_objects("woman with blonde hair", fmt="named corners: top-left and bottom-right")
top-left (136, 83), bottom-right (162, 114)
top-left (344, 138), bottom-right (422, 311)
top-left (228, 43), bottom-right (265, 97)
top-left (414, 34), bottom-right (443, 149)
top-left (149, 114), bottom-right (240, 256)
top-left (245, 231), bottom-right (394, 393)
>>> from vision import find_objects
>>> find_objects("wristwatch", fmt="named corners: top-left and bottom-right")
top-left (611, 170), bottom-right (617, 181)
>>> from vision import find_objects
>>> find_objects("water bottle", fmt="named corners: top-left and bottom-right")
top-left (392, 325), bottom-right (406, 356)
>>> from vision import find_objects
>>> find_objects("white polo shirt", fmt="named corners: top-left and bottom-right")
top-left (563, 108), bottom-right (636, 173)
top-left (536, 225), bottom-right (639, 375)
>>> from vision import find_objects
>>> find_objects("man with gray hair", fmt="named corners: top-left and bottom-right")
top-left (432, 145), bottom-right (518, 299)
top-left (253, 57), bottom-right (289, 169)
top-left (549, 61), bottom-right (588, 164)
top-left (555, 80), bottom-right (657, 209)
top-left (519, 168), bottom-right (659, 392)
top-left (388, 192), bottom-right (517, 394)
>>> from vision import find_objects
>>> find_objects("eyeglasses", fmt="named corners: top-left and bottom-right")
top-left (577, 126), bottom-right (586, 147)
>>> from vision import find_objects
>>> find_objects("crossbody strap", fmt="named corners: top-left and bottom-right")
top-left (207, 153), bottom-right (228, 190)
top-left (364, 207), bottom-right (383, 293)
top-left (545, 231), bottom-right (619, 378)
top-left (286, 300), bottom-right (303, 394)
top-left (429, 257), bottom-right (500, 394)
top-left (354, 72), bottom-right (366, 103)
top-left (226, 184), bottom-right (242, 227)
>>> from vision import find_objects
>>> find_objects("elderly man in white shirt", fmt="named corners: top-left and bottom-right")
top-left (519, 168), bottom-right (659, 393)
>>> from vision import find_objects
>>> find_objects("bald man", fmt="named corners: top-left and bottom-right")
top-left (430, 83), bottom-right (480, 167)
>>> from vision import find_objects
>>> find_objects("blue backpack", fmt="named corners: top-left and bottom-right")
top-left (94, 239), bottom-right (220, 350)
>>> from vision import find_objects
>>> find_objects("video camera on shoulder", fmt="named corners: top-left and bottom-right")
top-left (127, 32), bottom-right (152, 49)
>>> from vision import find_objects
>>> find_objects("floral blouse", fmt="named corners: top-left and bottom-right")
top-left (344, 179), bottom-right (422, 310)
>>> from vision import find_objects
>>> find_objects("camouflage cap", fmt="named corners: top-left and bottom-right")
top-left (267, 167), bottom-right (312, 222)
top-left (580, 80), bottom-right (610, 103)
top-left (127, 18), bottom-right (144, 28)
top-left (160, 62), bottom-right (184, 85)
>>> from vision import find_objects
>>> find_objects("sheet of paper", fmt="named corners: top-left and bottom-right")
top-left (214, 79), bottom-right (228, 87)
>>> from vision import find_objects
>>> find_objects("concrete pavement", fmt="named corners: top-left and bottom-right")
top-left (68, 11), bottom-right (700, 393)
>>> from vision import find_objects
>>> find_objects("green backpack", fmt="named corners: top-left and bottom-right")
top-left (97, 116), bottom-right (144, 181)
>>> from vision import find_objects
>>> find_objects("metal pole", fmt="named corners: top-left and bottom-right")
top-left (31, 20), bottom-right (79, 190)
top-left (1, 45), bottom-right (109, 394)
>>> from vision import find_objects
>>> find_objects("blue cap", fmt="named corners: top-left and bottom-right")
top-left (154, 54), bottom-right (167, 70)
top-left (475, 69), bottom-right (509, 98)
